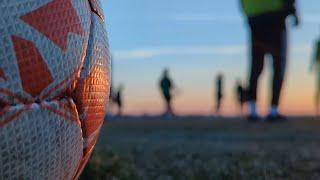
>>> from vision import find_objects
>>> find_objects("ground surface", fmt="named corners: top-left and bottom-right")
top-left (80, 117), bottom-right (320, 180)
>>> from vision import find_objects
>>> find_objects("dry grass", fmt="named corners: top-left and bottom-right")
top-left (80, 117), bottom-right (320, 180)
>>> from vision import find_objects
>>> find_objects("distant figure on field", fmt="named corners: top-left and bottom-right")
top-left (311, 36), bottom-right (320, 115)
top-left (215, 74), bottom-right (224, 115)
top-left (159, 68), bottom-right (175, 116)
top-left (240, 0), bottom-right (300, 121)
top-left (114, 84), bottom-right (124, 116)
top-left (107, 85), bottom-right (114, 115)
top-left (235, 79), bottom-right (245, 114)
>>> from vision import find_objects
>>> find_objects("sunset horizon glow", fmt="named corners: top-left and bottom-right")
top-left (103, 0), bottom-right (320, 116)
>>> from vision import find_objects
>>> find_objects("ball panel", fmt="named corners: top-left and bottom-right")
top-left (0, 102), bottom-right (83, 180)
top-left (0, 0), bottom-right (91, 104)
top-left (72, 6), bottom-right (111, 178)
top-left (0, 0), bottom-right (111, 179)
top-left (74, 12), bottom-right (110, 140)
top-left (72, 142), bottom-right (95, 180)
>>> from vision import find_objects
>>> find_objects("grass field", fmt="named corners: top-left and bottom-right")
top-left (80, 117), bottom-right (320, 180)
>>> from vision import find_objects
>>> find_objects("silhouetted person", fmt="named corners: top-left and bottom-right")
top-left (311, 36), bottom-right (320, 115)
top-left (240, 0), bottom-right (299, 121)
top-left (235, 79), bottom-right (245, 114)
top-left (215, 74), bottom-right (224, 115)
top-left (159, 69), bottom-right (174, 116)
top-left (114, 84), bottom-right (123, 116)
top-left (107, 85), bottom-right (115, 115)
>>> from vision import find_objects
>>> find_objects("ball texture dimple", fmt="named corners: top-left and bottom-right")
top-left (0, 0), bottom-right (110, 179)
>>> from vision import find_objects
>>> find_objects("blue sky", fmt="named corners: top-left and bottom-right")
top-left (102, 0), bottom-right (320, 115)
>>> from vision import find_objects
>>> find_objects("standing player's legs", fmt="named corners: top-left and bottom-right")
top-left (240, 102), bottom-right (244, 115)
top-left (165, 95), bottom-right (173, 115)
top-left (248, 27), bottom-right (266, 117)
top-left (117, 102), bottom-right (122, 116)
top-left (216, 95), bottom-right (222, 114)
top-left (216, 99), bottom-right (220, 114)
top-left (270, 28), bottom-right (287, 116)
top-left (119, 104), bottom-right (122, 116)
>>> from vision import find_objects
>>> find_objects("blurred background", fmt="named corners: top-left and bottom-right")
top-left (81, 1), bottom-right (320, 179)
top-left (103, 0), bottom-right (320, 116)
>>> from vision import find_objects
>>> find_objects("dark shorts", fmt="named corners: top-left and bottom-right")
top-left (164, 94), bottom-right (171, 102)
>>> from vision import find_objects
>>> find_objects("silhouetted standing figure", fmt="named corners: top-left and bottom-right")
top-left (311, 37), bottom-right (320, 115)
top-left (159, 69), bottom-right (174, 116)
top-left (114, 84), bottom-right (123, 116)
top-left (107, 85), bottom-right (115, 115)
top-left (215, 74), bottom-right (224, 115)
top-left (240, 0), bottom-right (300, 121)
top-left (235, 79), bottom-right (245, 114)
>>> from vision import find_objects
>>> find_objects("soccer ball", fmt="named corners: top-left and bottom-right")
top-left (0, 0), bottom-right (110, 179)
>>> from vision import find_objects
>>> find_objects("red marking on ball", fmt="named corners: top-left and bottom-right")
top-left (12, 36), bottom-right (53, 97)
top-left (21, 0), bottom-right (85, 51)
top-left (0, 104), bottom-right (31, 128)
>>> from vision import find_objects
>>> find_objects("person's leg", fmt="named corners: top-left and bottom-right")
top-left (270, 28), bottom-right (287, 114)
top-left (165, 96), bottom-right (172, 115)
top-left (240, 102), bottom-right (244, 115)
top-left (117, 103), bottom-right (122, 116)
top-left (248, 27), bottom-right (266, 117)
top-left (216, 97), bottom-right (221, 114)
top-left (168, 98), bottom-right (174, 115)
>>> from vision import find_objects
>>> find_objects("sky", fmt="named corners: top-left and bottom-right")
top-left (102, 0), bottom-right (320, 116)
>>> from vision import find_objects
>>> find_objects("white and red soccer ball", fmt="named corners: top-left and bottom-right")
top-left (0, 0), bottom-right (110, 179)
